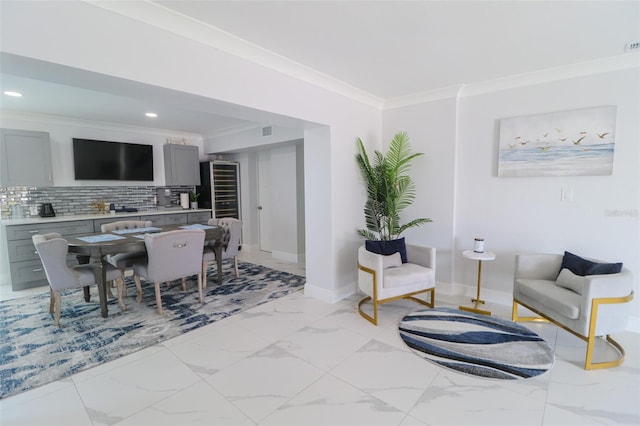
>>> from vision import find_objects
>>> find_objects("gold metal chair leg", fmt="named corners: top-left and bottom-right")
top-left (513, 298), bottom-right (628, 370)
top-left (358, 296), bottom-right (378, 325)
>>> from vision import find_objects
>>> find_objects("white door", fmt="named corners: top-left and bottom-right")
top-left (257, 151), bottom-right (272, 252)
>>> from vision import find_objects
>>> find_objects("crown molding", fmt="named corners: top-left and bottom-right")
top-left (85, 0), bottom-right (384, 110)
top-left (384, 85), bottom-right (463, 110)
top-left (459, 53), bottom-right (639, 98)
top-left (82, 2), bottom-right (640, 112)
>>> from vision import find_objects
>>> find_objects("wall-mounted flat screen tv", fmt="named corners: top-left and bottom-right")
top-left (73, 138), bottom-right (154, 181)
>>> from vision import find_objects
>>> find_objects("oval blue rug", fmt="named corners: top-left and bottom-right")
top-left (399, 307), bottom-right (554, 380)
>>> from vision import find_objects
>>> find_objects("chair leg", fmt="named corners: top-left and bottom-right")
top-left (106, 283), bottom-right (114, 299)
top-left (198, 273), bottom-right (204, 303)
top-left (49, 288), bottom-right (55, 313)
top-left (202, 261), bottom-right (208, 288)
top-left (53, 291), bottom-right (62, 326)
top-left (120, 270), bottom-right (128, 297)
top-left (234, 256), bottom-right (239, 277)
top-left (155, 281), bottom-right (163, 315)
top-left (357, 296), bottom-right (378, 325)
top-left (116, 277), bottom-right (126, 312)
top-left (133, 274), bottom-right (143, 303)
top-left (182, 277), bottom-right (187, 292)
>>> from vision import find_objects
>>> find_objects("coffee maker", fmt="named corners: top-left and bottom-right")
top-left (39, 203), bottom-right (56, 217)
top-left (155, 188), bottom-right (172, 207)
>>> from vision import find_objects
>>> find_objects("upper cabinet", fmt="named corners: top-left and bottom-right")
top-left (0, 128), bottom-right (54, 187)
top-left (163, 144), bottom-right (201, 186)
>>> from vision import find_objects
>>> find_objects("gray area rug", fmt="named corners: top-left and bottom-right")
top-left (0, 261), bottom-right (305, 399)
top-left (399, 307), bottom-right (554, 380)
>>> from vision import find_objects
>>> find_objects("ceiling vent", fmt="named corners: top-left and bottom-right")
top-left (262, 126), bottom-right (273, 137)
top-left (625, 42), bottom-right (640, 52)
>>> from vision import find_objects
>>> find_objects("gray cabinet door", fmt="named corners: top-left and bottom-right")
top-left (187, 211), bottom-right (212, 224)
top-left (0, 128), bottom-right (53, 186)
top-left (163, 144), bottom-right (200, 186)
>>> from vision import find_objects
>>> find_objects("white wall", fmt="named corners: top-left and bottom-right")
top-left (456, 67), bottom-right (639, 322)
top-left (1, 1), bottom-right (381, 301)
top-left (384, 65), bottom-right (639, 329)
top-left (382, 97), bottom-right (459, 287)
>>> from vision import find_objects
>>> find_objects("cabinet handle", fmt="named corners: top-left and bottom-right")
top-left (28, 230), bottom-right (40, 233)
top-left (32, 268), bottom-right (43, 272)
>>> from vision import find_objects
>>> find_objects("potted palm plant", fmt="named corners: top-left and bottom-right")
top-left (355, 131), bottom-right (431, 260)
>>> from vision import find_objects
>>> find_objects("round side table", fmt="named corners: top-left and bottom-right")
top-left (459, 249), bottom-right (496, 316)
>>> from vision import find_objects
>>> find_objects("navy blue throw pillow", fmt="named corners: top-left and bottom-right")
top-left (366, 238), bottom-right (408, 263)
top-left (560, 251), bottom-right (622, 277)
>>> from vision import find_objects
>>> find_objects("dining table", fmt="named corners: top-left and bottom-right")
top-left (66, 223), bottom-right (223, 318)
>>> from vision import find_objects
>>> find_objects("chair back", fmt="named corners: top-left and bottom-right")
top-left (101, 220), bottom-right (153, 232)
top-left (143, 229), bottom-right (205, 282)
top-left (32, 233), bottom-right (77, 291)
top-left (207, 217), bottom-right (242, 258)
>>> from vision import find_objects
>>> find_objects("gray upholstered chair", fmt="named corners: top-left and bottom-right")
top-left (357, 244), bottom-right (436, 325)
top-left (132, 229), bottom-right (206, 314)
top-left (512, 253), bottom-right (634, 370)
top-left (202, 217), bottom-right (243, 282)
top-left (32, 233), bottom-right (125, 325)
top-left (101, 220), bottom-right (153, 302)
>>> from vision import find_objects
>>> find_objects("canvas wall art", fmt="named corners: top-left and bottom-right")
top-left (498, 106), bottom-right (617, 177)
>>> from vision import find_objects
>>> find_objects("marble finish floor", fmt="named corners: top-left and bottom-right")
top-left (1, 250), bottom-right (639, 425)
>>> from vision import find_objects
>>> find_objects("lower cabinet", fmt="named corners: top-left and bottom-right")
top-left (3, 210), bottom-right (212, 291)
top-left (5, 220), bottom-right (94, 290)
top-left (93, 216), bottom-right (142, 232)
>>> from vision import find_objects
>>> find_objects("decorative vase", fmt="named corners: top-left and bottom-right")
top-left (190, 202), bottom-right (198, 210)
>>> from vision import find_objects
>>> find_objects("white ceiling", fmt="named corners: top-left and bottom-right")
top-left (1, 1), bottom-right (638, 136)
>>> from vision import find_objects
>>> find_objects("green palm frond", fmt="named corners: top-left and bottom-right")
top-left (355, 132), bottom-right (432, 241)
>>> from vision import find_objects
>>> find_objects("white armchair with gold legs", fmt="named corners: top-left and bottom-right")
top-left (357, 244), bottom-right (435, 325)
top-left (512, 253), bottom-right (634, 370)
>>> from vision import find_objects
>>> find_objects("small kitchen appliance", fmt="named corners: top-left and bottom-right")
top-left (39, 203), bottom-right (56, 217)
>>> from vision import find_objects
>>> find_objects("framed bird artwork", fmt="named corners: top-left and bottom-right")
top-left (497, 106), bottom-right (616, 177)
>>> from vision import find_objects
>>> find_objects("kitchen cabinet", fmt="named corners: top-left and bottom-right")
top-left (5, 220), bottom-right (93, 290)
top-left (0, 128), bottom-right (53, 187)
top-left (2, 210), bottom-right (212, 290)
top-left (163, 144), bottom-right (200, 186)
top-left (187, 211), bottom-right (212, 224)
top-left (93, 216), bottom-right (141, 232)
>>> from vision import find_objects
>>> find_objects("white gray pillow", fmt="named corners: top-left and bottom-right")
top-left (556, 268), bottom-right (588, 295)
top-left (382, 252), bottom-right (402, 269)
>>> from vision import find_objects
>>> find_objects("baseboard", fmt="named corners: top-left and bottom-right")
top-left (304, 281), bottom-right (355, 304)
top-left (271, 250), bottom-right (300, 263)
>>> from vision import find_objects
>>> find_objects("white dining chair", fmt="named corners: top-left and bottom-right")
top-left (132, 229), bottom-right (206, 314)
top-left (33, 233), bottom-right (125, 325)
top-left (202, 217), bottom-right (243, 284)
top-left (101, 220), bottom-right (153, 302)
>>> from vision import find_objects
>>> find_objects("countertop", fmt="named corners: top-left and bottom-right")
top-left (0, 208), bottom-right (213, 226)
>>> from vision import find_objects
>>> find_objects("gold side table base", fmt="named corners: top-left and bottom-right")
top-left (459, 304), bottom-right (491, 316)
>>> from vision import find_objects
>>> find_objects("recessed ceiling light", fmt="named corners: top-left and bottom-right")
top-left (4, 91), bottom-right (23, 97)
top-left (145, 112), bottom-right (158, 118)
